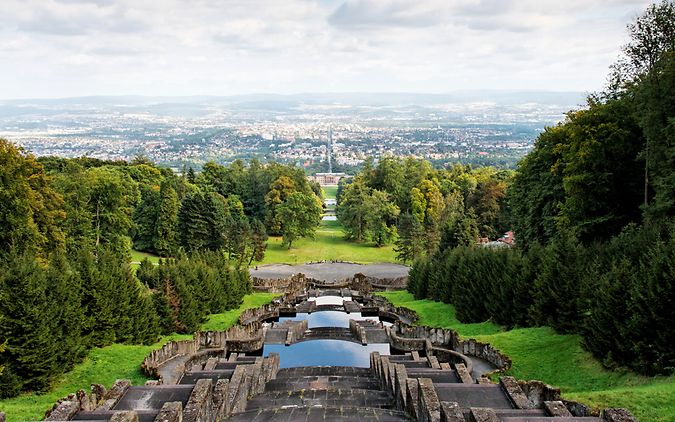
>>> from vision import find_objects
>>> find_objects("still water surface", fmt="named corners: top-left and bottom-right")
top-left (263, 295), bottom-right (391, 367)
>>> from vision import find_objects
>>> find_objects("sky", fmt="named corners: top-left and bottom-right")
top-left (0, 0), bottom-right (655, 99)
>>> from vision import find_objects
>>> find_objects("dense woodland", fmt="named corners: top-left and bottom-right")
top-left (0, 147), bottom-right (323, 398)
top-left (408, 2), bottom-right (675, 376)
top-left (337, 158), bottom-right (511, 261)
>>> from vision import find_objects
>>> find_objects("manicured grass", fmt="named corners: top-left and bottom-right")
top-left (322, 185), bottom-right (338, 199)
top-left (0, 293), bottom-right (275, 422)
top-left (0, 334), bottom-right (191, 422)
top-left (259, 219), bottom-right (397, 265)
top-left (378, 291), bottom-right (675, 422)
top-left (201, 293), bottom-right (278, 331)
top-left (130, 249), bottom-right (160, 264)
top-left (378, 291), bottom-right (501, 336)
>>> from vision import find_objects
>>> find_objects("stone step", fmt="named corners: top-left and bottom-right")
top-left (235, 356), bottom-right (258, 362)
top-left (228, 405), bottom-right (411, 421)
top-left (405, 370), bottom-right (460, 383)
top-left (494, 408), bottom-right (548, 417)
top-left (501, 418), bottom-right (603, 422)
top-left (388, 355), bottom-right (414, 361)
top-left (112, 385), bottom-right (193, 410)
top-left (303, 327), bottom-right (353, 339)
top-left (265, 375), bottom-right (381, 391)
top-left (215, 361), bottom-right (252, 370)
top-left (434, 383), bottom-right (513, 409)
top-left (276, 366), bottom-right (372, 378)
top-left (72, 410), bottom-right (158, 422)
top-left (178, 369), bottom-right (234, 384)
top-left (246, 389), bottom-right (395, 411)
top-left (399, 361), bottom-right (432, 368)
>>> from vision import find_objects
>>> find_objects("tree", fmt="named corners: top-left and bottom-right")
top-left (0, 139), bottom-right (65, 258)
top-left (248, 218), bottom-right (268, 266)
top-left (337, 178), bottom-right (372, 242)
top-left (366, 189), bottom-right (400, 247)
top-left (394, 212), bottom-right (425, 263)
top-left (509, 126), bottom-right (567, 247)
top-left (556, 99), bottom-right (644, 243)
top-left (277, 192), bottom-right (322, 249)
top-left (264, 176), bottom-right (296, 233)
top-left (609, 0), bottom-right (675, 212)
top-left (0, 253), bottom-right (62, 396)
top-left (155, 181), bottom-right (179, 256)
top-left (133, 186), bottom-right (160, 252)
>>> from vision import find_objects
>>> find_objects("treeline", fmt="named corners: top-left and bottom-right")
top-left (38, 156), bottom-right (322, 263)
top-left (408, 2), bottom-right (675, 376)
top-left (337, 158), bottom-right (512, 262)
top-left (0, 143), bottom-right (323, 398)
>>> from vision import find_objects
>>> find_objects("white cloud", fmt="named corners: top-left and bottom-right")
top-left (0, 0), bottom-right (655, 98)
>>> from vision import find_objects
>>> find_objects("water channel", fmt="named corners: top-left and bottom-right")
top-left (261, 295), bottom-right (393, 368)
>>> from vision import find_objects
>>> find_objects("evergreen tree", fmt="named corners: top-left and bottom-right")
top-left (155, 181), bottom-right (179, 256)
top-left (0, 253), bottom-right (62, 396)
top-left (394, 213), bottom-right (425, 263)
top-left (248, 218), bottom-right (268, 266)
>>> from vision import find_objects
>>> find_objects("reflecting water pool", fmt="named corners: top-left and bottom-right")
top-left (264, 340), bottom-right (390, 368)
top-left (279, 311), bottom-right (388, 328)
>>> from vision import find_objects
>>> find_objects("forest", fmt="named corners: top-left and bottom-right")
top-left (406, 2), bottom-right (675, 376)
top-left (0, 148), bottom-right (324, 398)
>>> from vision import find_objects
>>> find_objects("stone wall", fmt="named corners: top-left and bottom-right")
top-left (141, 339), bottom-right (199, 378)
top-left (388, 322), bottom-right (512, 375)
top-left (251, 272), bottom-right (409, 294)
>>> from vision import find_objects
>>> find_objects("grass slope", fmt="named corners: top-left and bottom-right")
top-left (378, 291), bottom-right (674, 422)
top-left (201, 293), bottom-right (278, 331)
top-left (130, 249), bottom-right (160, 264)
top-left (322, 185), bottom-right (338, 199)
top-left (0, 293), bottom-right (277, 422)
top-left (260, 219), bottom-right (397, 265)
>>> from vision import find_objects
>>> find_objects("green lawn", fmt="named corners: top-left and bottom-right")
top-left (0, 334), bottom-right (191, 422)
top-left (322, 185), bottom-right (338, 199)
top-left (201, 293), bottom-right (278, 331)
top-left (259, 219), bottom-right (397, 265)
top-left (0, 293), bottom-right (276, 422)
top-left (130, 249), bottom-right (160, 264)
top-left (378, 291), bottom-right (675, 422)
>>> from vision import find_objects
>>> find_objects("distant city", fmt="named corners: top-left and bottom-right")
top-left (0, 91), bottom-right (586, 172)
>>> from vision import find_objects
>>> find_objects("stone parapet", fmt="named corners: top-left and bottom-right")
top-left (183, 379), bottom-right (213, 422)
top-left (142, 339), bottom-right (199, 378)
top-left (417, 378), bottom-right (441, 422)
top-left (154, 401), bottom-right (182, 422)
top-left (109, 411), bottom-right (138, 422)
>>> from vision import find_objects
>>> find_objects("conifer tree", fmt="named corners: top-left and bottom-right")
top-left (155, 181), bottom-right (179, 256)
top-left (0, 253), bottom-right (62, 396)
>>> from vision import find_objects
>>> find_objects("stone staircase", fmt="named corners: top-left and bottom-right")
top-left (46, 353), bottom-right (280, 422)
top-left (371, 353), bottom-right (619, 422)
top-left (228, 366), bottom-right (411, 421)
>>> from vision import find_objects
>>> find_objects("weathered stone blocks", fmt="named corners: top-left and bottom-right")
top-left (544, 400), bottom-right (573, 417)
top-left (110, 411), bottom-right (139, 422)
top-left (417, 378), bottom-right (441, 422)
top-left (183, 378), bottom-right (213, 422)
top-left (499, 376), bottom-right (530, 409)
top-left (440, 401), bottom-right (465, 422)
top-left (154, 401), bottom-right (183, 422)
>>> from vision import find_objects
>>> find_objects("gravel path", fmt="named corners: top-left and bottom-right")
top-left (250, 262), bottom-right (409, 282)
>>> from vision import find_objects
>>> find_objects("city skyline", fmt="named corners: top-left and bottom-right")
top-left (0, 0), bottom-right (654, 99)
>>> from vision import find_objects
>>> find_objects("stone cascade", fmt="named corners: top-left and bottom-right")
top-left (44, 353), bottom-right (280, 422)
top-left (40, 285), bottom-right (640, 422)
top-left (370, 352), bottom-right (635, 422)
top-left (227, 366), bottom-right (410, 421)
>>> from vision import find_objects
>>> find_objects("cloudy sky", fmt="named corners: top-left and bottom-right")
top-left (0, 0), bottom-right (654, 99)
